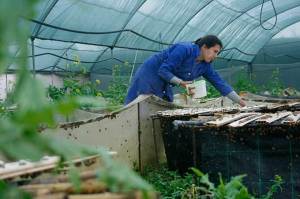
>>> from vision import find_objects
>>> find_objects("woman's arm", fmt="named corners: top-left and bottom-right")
top-left (203, 65), bottom-right (246, 106)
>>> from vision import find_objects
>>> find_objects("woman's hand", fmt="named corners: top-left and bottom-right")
top-left (179, 81), bottom-right (195, 96)
top-left (239, 99), bottom-right (246, 107)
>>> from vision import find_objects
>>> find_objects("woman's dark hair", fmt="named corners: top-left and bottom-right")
top-left (195, 35), bottom-right (223, 49)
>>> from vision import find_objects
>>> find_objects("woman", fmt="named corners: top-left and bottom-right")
top-left (125, 35), bottom-right (246, 107)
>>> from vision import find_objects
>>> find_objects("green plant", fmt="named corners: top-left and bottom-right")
top-left (0, 101), bottom-right (13, 118)
top-left (259, 175), bottom-right (283, 199)
top-left (202, 69), bottom-right (286, 100)
top-left (0, 1), bottom-right (153, 198)
top-left (47, 61), bottom-right (131, 108)
top-left (97, 150), bottom-right (153, 194)
top-left (142, 164), bottom-right (194, 199)
top-left (234, 73), bottom-right (259, 94)
top-left (142, 165), bottom-right (283, 199)
top-left (206, 82), bottom-right (221, 98)
top-left (63, 77), bottom-right (101, 96)
top-left (47, 54), bottom-right (102, 101)
top-left (265, 68), bottom-right (284, 96)
top-left (182, 168), bottom-right (283, 199)
top-left (47, 85), bottom-right (65, 100)
top-left (102, 64), bottom-right (129, 106)
top-left (0, 181), bottom-right (31, 199)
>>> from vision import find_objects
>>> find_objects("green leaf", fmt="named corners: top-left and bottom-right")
top-left (97, 149), bottom-right (153, 193)
top-left (13, 72), bottom-right (48, 111)
top-left (69, 167), bottom-right (81, 193)
top-left (190, 167), bottom-right (204, 177)
top-left (0, 181), bottom-right (31, 199)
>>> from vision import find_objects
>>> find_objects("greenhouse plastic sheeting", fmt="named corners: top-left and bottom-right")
top-left (8, 0), bottom-right (300, 73)
top-left (254, 37), bottom-right (300, 64)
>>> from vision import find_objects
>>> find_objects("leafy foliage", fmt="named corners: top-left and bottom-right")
top-left (0, 70), bottom-right (95, 161)
top-left (206, 82), bottom-right (221, 98)
top-left (100, 64), bottom-right (129, 106)
top-left (63, 76), bottom-right (100, 97)
top-left (47, 74), bottom-right (102, 101)
top-left (142, 165), bottom-right (283, 199)
top-left (265, 68), bottom-right (284, 96)
top-left (0, 181), bottom-right (31, 199)
top-left (47, 63), bottom-right (130, 107)
top-left (234, 73), bottom-right (260, 94)
top-left (142, 164), bottom-right (194, 199)
top-left (260, 175), bottom-right (283, 199)
top-left (47, 85), bottom-right (65, 101)
top-left (97, 150), bottom-right (153, 194)
top-left (203, 69), bottom-right (285, 99)
top-left (46, 55), bottom-right (102, 101)
top-left (0, 1), bottom-right (153, 199)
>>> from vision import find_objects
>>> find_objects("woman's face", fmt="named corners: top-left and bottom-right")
top-left (201, 44), bottom-right (221, 63)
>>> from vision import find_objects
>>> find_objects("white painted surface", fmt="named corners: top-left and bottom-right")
top-left (0, 74), bottom-right (88, 100)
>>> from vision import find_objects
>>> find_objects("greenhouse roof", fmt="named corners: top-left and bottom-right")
top-left (12, 0), bottom-right (300, 72)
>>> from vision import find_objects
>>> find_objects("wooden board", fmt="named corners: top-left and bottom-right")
top-left (206, 113), bottom-right (256, 127)
top-left (229, 114), bottom-right (263, 127)
top-left (281, 111), bottom-right (300, 124)
top-left (255, 112), bottom-right (292, 124)
top-left (0, 154), bottom-right (115, 180)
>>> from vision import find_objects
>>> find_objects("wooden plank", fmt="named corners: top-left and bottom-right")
top-left (30, 170), bottom-right (97, 185)
top-left (281, 112), bottom-right (300, 124)
top-left (34, 193), bottom-right (66, 199)
top-left (156, 106), bottom-right (244, 117)
top-left (69, 193), bottom-right (127, 199)
top-left (239, 105), bottom-right (266, 112)
top-left (156, 107), bottom-right (212, 117)
top-left (0, 153), bottom-right (116, 180)
top-left (206, 113), bottom-right (256, 127)
top-left (288, 102), bottom-right (300, 108)
top-left (229, 114), bottom-right (263, 127)
top-left (68, 191), bottom-right (158, 199)
top-left (240, 92), bottom-right (299, 103)
top-left (0, 156), bottom-right (59, 180)
top-left (266, 102), bottom-right (300, 111)
top-left (256, 112), bottom-right (292, 124)
top-left (21, 180), bottom-right (107, 195)
top-left (267, 104), bottom-right (289, 111)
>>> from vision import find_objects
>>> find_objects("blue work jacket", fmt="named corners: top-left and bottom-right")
top-left (125, 42), bottom-right (233, 105)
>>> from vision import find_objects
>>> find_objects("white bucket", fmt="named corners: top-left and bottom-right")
top-left (186, 80), bottom-right (207, 99)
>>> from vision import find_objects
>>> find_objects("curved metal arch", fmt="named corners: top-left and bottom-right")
top-left (171, 0), bottom-right (275, 49)
top-left (220, 5), bottom-right (300, 61)
top-left (37, 1), bottom-right (84, 37)
top-left (51, 43), bottom-right (75, 71)
top-left (90, 1), bottom-right (147, 72)
top-left (217, 0), bottom-right (277, 37)
top-left (32, 0), bottom-right (59, 38)
top-left (218, 2), bottom-right (278, 56)
top-left (231, 6), bottom-right (300, 59)
top-left (111, 0), bottom-right (148, 48)
top-left (170, 0), bottom-right (214, 43)
top-left (244, 4), bottom-right (300, 37)
top-left (250, 18), bottom-right (300, 62)
top-left (90, 47), bottom-right (111, 72)
top-left (220, 23), bottom-right (256, 58)
top-left (219, 1), bottom-right (300, 38)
